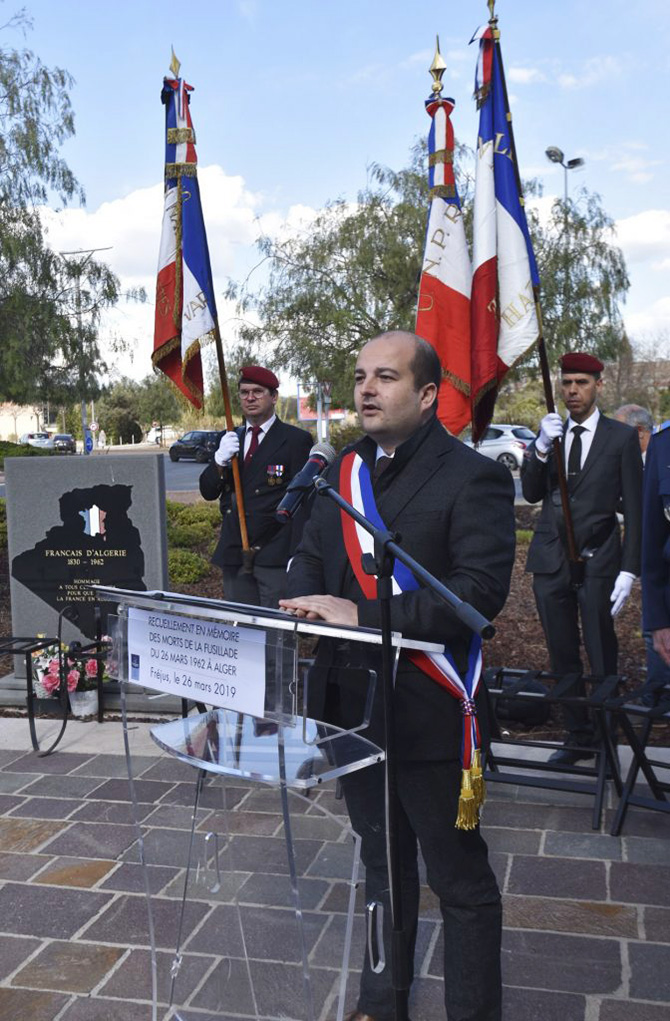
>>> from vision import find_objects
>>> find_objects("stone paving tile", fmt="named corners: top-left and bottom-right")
top-left (0, 988), bottom-right (70, 1020)
top-left (544, 830), bottom-right (623, 860)
top-left (0, 771), bottom-right (34, 793)
top-left (503, 894), bottom-right (638, 938)
top-left (211, 903), bottom-right (328, 963)
top-left (186, 955), bottom-right (256, 1015)
top-left (0, 749), bottom-right (25, 768)
top-left (142, 803), bottom-right (210, 829)
top-left (9, 795), bottom-right (81, 819)
top-left (480, 825), bottom-right (542, 855)
top-left (136, 756), bottom-right (201, 781)
top-left (507, 854), bottom-right (607, 900)
top-left (33, 855), bottom-right (117, 888)
top-left (305, 837), bottom-right (361, 881)
top-left (314, 878), bottom-right (367, 915)
top-left (163, 866), bottom-right (249, 904)
top-left (644, 907), bottom-right (670, 942)
top-left (8, 751), bottom-right (94, 774)
top-left (82, 892), bottom-right (210, 949)
top-left (121, 825), bottom-right (197, 866)
top-left (0, 882), bottom-right (112, 938)
top-left (69, 800), bottom-right (154, 825)
top-left (160, 780), bottom-right (246, 809)
top-left (610, 861), bottom-right (670, 907)
top-left (502, 930), bottom-right (621, 993)
top-left (624, 835), bottom-right (670, 865)
top-left (599, 1000), bottom-right (670, 1021)
top-left (0, 850), bottom-right (51, 881)
top-left (225, 833), bottom-right (326, 876)
top-left (12, 940), bottom-right (125, 993)
top-left (502, 985), bottom-right (586, 1021)
top-left (0, 934), bottom-right (42, 981)
top-left (84, 777), bottom-right (177, 803)
top-left (59, 997), bottom-right (153, 1020)
top-left (0, 816), bottom-right (68, 852)
top-left (605, 806), bottom-right (670, 839)
top-left (237, 871), bottom-right (330, 910)
top-left (19, 774), bottom-right (105, 799)
top-left (483, 800), bottom-right (597, 832)
top-left (41, 820), bottom-right (139, 859)
top-left (200, 808), bottom-right (280, 836)
top-left (99, 861), bottom-right (181, 895)
top-left (241, 786), bottom-right (311, 814)
top-left (98, 946), bottom-right (213, 1004)
top-left (629, 941), bottom-right (670, 1002)
top-left (72, 753), bottom-right (158, 778)
top-left (0, 793), bottom-right (25, 813)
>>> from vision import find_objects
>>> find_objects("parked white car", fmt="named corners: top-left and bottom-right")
top-left (19, 432), bottom-right (54, 449)
top-left (462, 423), bottom-right (537, 471)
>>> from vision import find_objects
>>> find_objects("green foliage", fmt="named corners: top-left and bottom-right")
top-left (0, 14), bottom-right (142, 407)
top-left (138, 374), bottom-right (180, 430)
top-left (179, 502), bottom-right (221, 528)
top-left (167, 548), bottom-right (210, 586)
top-left (0, 439), bottom-right (52, 470)
top-left (166, 501), bottom-right (220, 566)
top-left (96, 379), bottom-right (143, 443)
top-left (0, 497), bottom-right (6, 550)
top-left (526, 185), bottom-right (629, 370)
top-left (516, 529), bottom-right (533, 545)
top-left (328, 420), bottom-right (363, 453)
top-left (167, 519), bottom-right (216, 550)
top-left (491, 377), bottom-right (547, 430)
top-left (166, 499), bottom-right (188, 526)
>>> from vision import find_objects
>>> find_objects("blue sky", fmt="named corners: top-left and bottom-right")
top-left (13, 0), bottom-right (670, 384)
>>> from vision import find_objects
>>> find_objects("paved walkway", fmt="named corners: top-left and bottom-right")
top-left (0, 717), bottom-right (668, 1021)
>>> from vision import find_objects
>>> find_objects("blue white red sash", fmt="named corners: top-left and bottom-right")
top-left (339, 450), bottom-right (486, 827)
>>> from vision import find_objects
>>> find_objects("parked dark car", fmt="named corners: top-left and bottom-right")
top-left (169, 430), bottom-right (223, 463)
top-left (52, 433), bottom-right (76, 454)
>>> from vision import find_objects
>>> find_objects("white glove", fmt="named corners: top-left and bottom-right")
top-left (214, 431), bottom-right (240, 466)
top-left (610, 571), bottom-right (635, 617)
top-left (536, 412), bottom-right (564, 455)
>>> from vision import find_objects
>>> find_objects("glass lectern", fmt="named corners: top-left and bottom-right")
top-left (98, 586), bottom-right (441, 1021)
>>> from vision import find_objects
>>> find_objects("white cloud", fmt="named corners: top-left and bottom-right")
top-left (625, 297), bottom-right (670, 338)
top-left (507, 66), bottom-right (546, 85)
top-left (558, 55), bottom-right (621, 90)
top-left (615, 209), bottom-right (670, 264)
top-left (38, 165), bottom-right (319, 384)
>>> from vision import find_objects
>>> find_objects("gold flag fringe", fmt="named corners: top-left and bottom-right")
top-left (429, 184), bottom-right (455, 199)
top-left (167, 127), bottom-right (196, 144)
top-left (471, 749), bottom-right (486, 809)
top-left (442, 367), bottom-right (471, 397)
top-left (429, 149), bottom-right (454, 167)
top-left (165, 163), bottom-right (197, 180)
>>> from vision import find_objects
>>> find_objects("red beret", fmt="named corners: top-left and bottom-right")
top-left (239, 365), bottom-right (279, 390)
top-left (560, 352), bottom-right (604, 375)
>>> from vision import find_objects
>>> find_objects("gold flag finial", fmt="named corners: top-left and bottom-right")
top-left (488, 0), bottom-right (497, 23)
top-left (429, 35), bottom-right (447, 97)
top-left (169, 47), bottom-right (181, 79)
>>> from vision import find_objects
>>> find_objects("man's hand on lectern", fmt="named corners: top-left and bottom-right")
top-left (279, 595), bottom-right (358, 626)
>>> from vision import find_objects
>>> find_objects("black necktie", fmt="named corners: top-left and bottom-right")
top-left (567, 425), bottom-right (585, 486)
top-left (373, 455), bottom-right (393, 484)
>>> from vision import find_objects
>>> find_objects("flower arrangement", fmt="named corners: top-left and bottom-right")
top-left (32, 638), bottom-right (111, 699)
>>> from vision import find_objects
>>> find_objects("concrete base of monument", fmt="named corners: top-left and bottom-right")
top-left (0, 671), bottom-right (183, 714)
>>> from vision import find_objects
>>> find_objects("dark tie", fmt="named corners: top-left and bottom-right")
top-left (373, 455), bottom-right (393, 484)
top-left (244, 425), bottom-right (262, 463)
top-left (567, 425), bottom-right (585, 486)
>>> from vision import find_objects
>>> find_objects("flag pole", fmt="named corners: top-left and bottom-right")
top-left (211, 322), bottom-right (251, 555)
top-left (486, 1), bottom-right (582, 579)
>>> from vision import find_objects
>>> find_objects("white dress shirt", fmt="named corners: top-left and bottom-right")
top-left (564, 406), bottom-right (600, 470)
top-left (243, 414), bottom-right (276, 458)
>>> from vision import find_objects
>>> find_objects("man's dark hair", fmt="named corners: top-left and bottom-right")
top-left (410, 335), bottom-right (442, 405)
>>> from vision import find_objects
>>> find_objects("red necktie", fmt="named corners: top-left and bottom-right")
top-left (244, 425), bottom-right (262, 463)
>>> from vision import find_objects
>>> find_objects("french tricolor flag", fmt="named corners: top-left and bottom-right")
top-left (415, 94), bottom-right (472, 437)
top-left (153, 76), bottom-right (217, 408)
top-left (470, 24), bottom-right (540, 442)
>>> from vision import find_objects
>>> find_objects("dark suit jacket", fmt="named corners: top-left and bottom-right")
top-left (521, 413), bottom-right (642, 578)
top-left (287, 416), bottom-right (516, 760)
top-left (199, 418), bottom-right (313, 568)
top-left (642, 429), bottom-right (670, 632)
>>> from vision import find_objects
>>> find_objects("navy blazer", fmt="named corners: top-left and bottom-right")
top-left (521, 413), bottom-right (642, 578)
top-left (200, 418), bottom-right (313, 568)
top-left (642, 429), bottom-right (670, 632)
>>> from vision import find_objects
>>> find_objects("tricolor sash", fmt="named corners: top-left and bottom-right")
top-left (339, 450), bottom-right (486, 829)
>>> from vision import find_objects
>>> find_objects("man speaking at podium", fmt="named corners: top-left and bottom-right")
top-left (280, 331), bottom-right (515, 1021)
top-left (200, 365), bottom-right (313, 608)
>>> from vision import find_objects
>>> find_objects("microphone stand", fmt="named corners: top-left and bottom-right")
top-left (313, 476), bottom-right (494, 1021)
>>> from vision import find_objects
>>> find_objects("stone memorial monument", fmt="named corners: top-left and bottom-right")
top-left (5, 454), bottom-right (169, 676)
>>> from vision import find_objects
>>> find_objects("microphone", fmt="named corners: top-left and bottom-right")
top-left (275, 442), bottom-right (336, 523)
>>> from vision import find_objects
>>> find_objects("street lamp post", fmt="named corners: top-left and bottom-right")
top-left (545, 145), bottom-right (585, 203)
